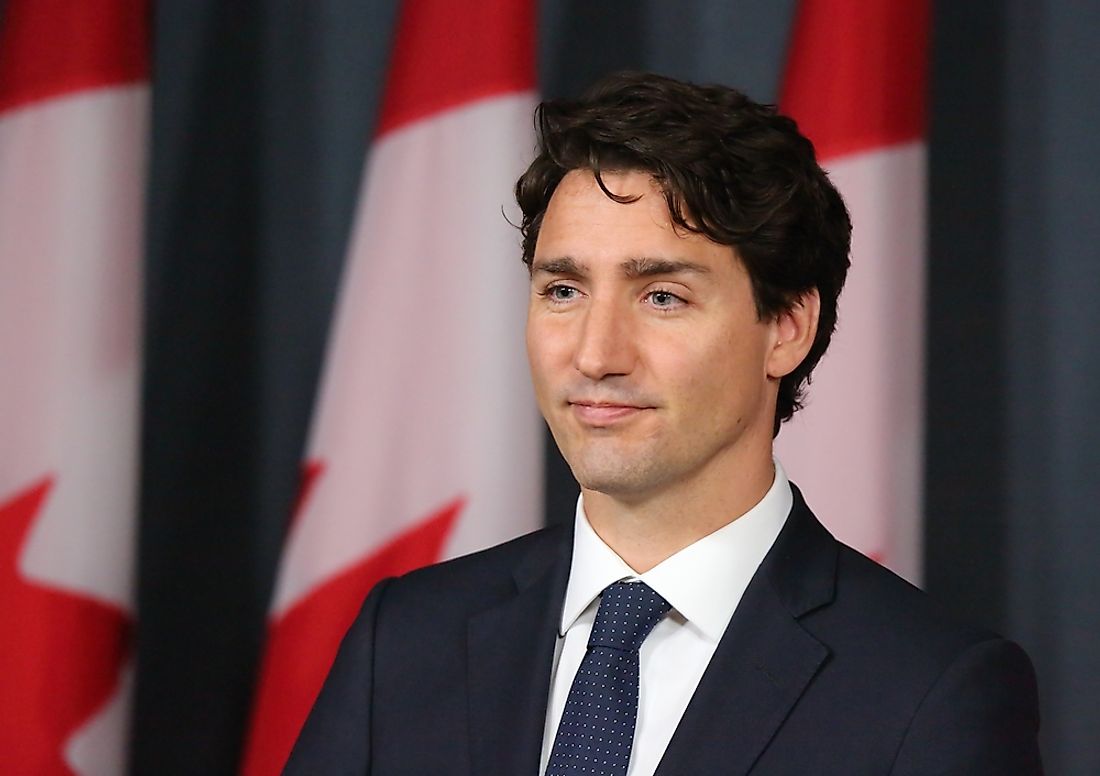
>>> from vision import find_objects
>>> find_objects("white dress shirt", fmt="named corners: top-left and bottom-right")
top-left (539, 461), bottom-right (793, 776)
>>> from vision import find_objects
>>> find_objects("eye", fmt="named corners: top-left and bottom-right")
top-left (645, 289), bottom-right (685, 309)
top-left (541, 283), bottom-right (581, 303)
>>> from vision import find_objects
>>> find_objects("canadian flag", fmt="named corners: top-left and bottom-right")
top-left (776, 0), bottom-right (931, 583)
top-left (0, 1), bottom-right (148, 774)
top-left (240, 1), bottom-right (542, 772)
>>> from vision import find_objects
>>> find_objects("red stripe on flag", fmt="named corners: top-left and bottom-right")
top-left (286, 459), bottom-right (325, 533)
top-left (0, 477), bottom-right (132, 774)
top-left (240, 498), bottom-right (464, 776)
top-left (376, 0), bottom-right (535, 137)
top-left (0, 0), bottom-right (149, 115)
top-left (779, 0), bottom-right (930, 161)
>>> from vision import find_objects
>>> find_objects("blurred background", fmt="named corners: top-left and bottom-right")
top-left (1, 1), bottom-right (1098, 774)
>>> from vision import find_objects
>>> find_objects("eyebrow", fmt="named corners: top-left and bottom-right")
top-left (530, 256), bottom-right (588, 276)
top-left (621, 257), bottom-right (711, 278)
top-left (530, 255), bottom-right (711, 278)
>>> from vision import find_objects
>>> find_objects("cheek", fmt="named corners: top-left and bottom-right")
top-left (526, 317), bottom-right (570, 391)
top-left (656, 326), bottom-right (765, 411)
top-left (651, 337), bottom-right (724, 406)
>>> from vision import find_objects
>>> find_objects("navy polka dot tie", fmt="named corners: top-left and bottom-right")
top-left (546, 581), bottom-right (672, 776)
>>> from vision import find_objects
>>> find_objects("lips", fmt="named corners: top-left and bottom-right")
top-left (569, 400), bottom-right (651, 426)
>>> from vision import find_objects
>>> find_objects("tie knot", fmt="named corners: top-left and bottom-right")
top-left (588, 581), bottom-right (671, 652)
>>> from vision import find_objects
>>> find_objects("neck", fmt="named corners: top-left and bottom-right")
top-left (581, 447), bottom-right (776, 573)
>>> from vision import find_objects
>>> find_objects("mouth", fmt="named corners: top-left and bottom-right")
top-left (568, 400), bottom-right (653, 427)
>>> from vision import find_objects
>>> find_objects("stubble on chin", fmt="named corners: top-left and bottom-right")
top-left (565, 437), bottom-right (670, 497)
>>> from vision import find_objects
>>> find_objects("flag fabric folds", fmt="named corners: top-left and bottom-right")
top-left (0, 1), bottom-right (149, 773)
top-left (776, 0), bottom-right (931, 582)
top-left (240, 1), bottom-right (543, 772)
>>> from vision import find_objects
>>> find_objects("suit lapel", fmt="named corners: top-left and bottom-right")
top-left (467, 524), bottom-right (572, 776)
top-left (656, 487), bottom-right (838, 775)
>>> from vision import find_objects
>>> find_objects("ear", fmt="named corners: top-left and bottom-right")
top-left (766, 289), bottom-right (820, 379)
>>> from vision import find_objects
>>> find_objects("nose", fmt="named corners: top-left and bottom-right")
top-left (573, 297), bottom-right (636, 380)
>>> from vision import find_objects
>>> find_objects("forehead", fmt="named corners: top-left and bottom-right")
top-left (540, 169), bottom-right (669, 239)
top-left (536, 169), bottom-right (728, 265)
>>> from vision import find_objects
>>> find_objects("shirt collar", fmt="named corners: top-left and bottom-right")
top-left (560, 459), bottom-right (793, 642)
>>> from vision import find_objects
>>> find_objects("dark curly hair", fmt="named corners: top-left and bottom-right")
top-left (515, 72), bottom-right (851, 434)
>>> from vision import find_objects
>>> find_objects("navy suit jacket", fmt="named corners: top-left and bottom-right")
top-left (286, 487), bottom-right (1042, 774)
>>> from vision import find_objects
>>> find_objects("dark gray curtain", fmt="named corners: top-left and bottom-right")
top-left (926, 2), bottom-right (1100, 773)
top-left (125, 0), bottom-right (1099, 773)
top-left (134, 2), bottom-right (399, 772)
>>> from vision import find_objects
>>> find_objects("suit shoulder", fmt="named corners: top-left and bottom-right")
top-left (796, 537), bottom-right (1040, 752)
top-left (779, 490), bottom-right (996, 658)
top-left (380, 522), bottom-right (567, 611)
top-left (820, 540), bottom-right (1003, 665)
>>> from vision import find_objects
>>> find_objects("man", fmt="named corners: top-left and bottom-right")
top-left (287, 72), bottom-right (1042, 775)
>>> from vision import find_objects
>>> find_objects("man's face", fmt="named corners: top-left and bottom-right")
top-left (526, 169), bottom-right (780, 502)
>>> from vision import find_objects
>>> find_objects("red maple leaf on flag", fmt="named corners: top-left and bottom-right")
top-left (0, 477), bottom-right (132, 775)
top-left (240, 459), bottom-right (462, 776)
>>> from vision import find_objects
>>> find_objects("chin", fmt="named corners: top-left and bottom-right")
top-left (568, 452), bottom-right (667, 497)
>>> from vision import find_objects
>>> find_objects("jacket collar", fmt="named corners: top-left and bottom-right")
top-left (466, 521), bottom-right (573, 776)
top-left (655, 484), bottom-right (838, 775)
